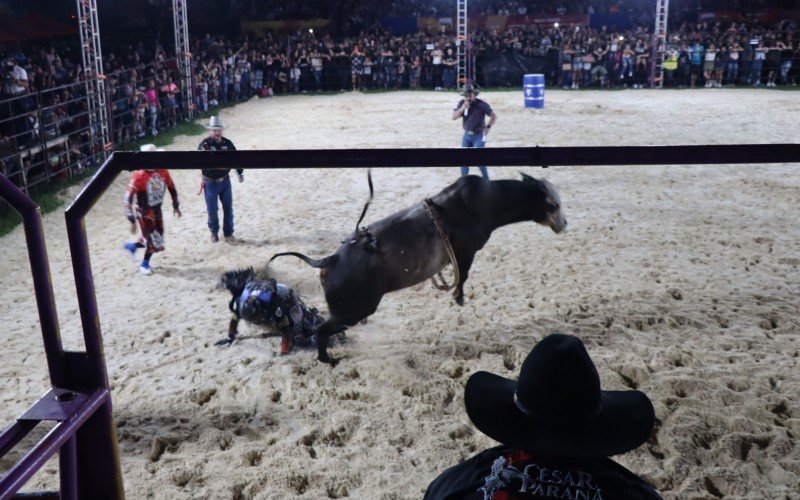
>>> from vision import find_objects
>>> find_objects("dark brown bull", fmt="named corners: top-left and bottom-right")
top-left (270, 173), bottom-right (566, 365)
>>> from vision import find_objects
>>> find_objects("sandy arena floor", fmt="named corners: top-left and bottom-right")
top-left (1, 89), bottom-right (799, 499)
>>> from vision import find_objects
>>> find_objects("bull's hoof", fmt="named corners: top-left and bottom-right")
top-left (318, 355), bottom-right (340, 367)
top-left (454, 295), bottom-right (465, 306)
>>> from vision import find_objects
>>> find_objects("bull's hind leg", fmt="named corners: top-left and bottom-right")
top-left (315, 319), bottom-right (347, 366)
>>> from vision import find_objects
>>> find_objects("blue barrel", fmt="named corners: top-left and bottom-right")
top-left (523, 74), bottom-right (545, 109)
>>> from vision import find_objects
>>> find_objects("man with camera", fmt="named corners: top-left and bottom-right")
top-left (2, 57), bottom-right (29, 98)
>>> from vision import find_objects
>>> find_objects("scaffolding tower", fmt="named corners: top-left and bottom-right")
top-left (456, 0), bottom-right (470, 85)
top-left (76, 0), bottom-right (110, 157)
top-left (173, 0), bottom-right (194, 119)
top-left (650, 0), bottom-right (669, 87)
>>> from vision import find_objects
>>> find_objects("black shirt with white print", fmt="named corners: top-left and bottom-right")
top-left (424, 446), bottom-right (662, 500)
top-left (198, 136), bottom-right (242, 180)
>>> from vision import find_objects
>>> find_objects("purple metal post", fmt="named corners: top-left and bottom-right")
top-left (0, 389), bottom-right (107, 496)
top-left (0, 175), bottom-right (65, 387)
top-left (64, 156), bottom-right (121, 366)
top-left (62, 155), bottom-right (126, 498)
top-left (59, 434), bottom-right (77, 500)
top-left (1, 170), bottom-right (124, 499)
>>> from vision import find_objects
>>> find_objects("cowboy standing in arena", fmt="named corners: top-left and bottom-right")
top-left (123, 144), bottom-right (181, 275)
top-left (198, 116), bottom-right (243, 243)
top-left (452, 83), bottom-right (497, 180)
top-left (424, 333), bottom-right (662, 500)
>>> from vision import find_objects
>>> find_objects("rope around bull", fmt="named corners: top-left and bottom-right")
top-left (423, 198), bottom-right (460, 292)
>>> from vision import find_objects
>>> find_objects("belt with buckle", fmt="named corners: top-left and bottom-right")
top-left (464, 130), bottom-right (482, 136)
top-left (203, 176), bottom-right (227, 183)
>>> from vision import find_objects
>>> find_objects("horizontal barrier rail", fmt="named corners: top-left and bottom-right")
top-left (105, 144), bottom-right (800, 173)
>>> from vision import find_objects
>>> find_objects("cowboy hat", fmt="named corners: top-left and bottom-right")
top-left (460, 83), bottom-right (480, 95)
top-left (464, 333), bottom-right (655, 458)
top-left (205, 116), bottom-right (226, 130)
top-left (139, 144), bottom-right (165, 152)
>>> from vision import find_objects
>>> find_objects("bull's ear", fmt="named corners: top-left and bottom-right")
top-left (519, 172), bottom-right (537, 183)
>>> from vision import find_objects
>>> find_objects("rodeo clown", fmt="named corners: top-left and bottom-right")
top-left (216, 268), bottom-right (326, 354)
top-left (123, 144), bottom-right (181, 275)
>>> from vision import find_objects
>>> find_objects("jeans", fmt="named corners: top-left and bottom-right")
top-left (751, 59), bottom-right (763, 84)
top-left (780, 60), bottom-right (792, 83)
top-left (148, 105), bottom-right (158, 134)
top-left (726, 61), bottom-right (739, 83)
top-left (204, 176), bottom-right (234, 237)
top-left (460, 132), bottom-right (488, 179)
top-left (620, 57), bottom-right (633, 78)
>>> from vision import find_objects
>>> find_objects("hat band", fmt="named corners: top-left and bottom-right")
top-left (513, 390), bottom-right (603, 423)
top-left (513, 390), bottom-right (534, 417)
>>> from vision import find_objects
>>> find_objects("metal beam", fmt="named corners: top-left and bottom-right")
top-left (103, 144), bottom-right (800, 173)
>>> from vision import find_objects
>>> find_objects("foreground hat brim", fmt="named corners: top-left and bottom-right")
top-left (464, 371), bottom-right (655, 458)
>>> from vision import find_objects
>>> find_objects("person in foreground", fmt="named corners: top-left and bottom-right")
top-left (424, 333), bottom-right (662, 500)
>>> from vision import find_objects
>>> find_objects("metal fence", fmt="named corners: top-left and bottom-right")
top-left (0, 59), bottom-right (193, 195)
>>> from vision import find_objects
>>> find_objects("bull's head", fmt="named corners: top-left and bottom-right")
top-left (520, 172), bottom-right (567, 233)
top-left (219, 267), bottom-right (257, 297)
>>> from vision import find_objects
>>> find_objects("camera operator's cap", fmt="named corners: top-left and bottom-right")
top-left (139, 144), bottom-right (165, 152)
top-left (205, 116), bottom-right (226, 130)
top-left (460, 83), bottom-right (480, 96)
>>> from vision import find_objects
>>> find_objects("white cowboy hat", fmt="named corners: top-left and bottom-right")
top-left (139, 144), bottom-right (165, 152)
top-left (205, 116), bottom-right (226, 130)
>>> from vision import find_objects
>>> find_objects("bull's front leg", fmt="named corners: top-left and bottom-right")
top-left (314, 319), bottom-right (346, 366)
top-left (453, 253), bottom-right (476, 306)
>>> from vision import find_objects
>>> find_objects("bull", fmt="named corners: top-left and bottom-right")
top-left (269, 173), bottom-right (566, 365)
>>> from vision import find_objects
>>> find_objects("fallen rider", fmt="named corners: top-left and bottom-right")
top-left (216, 268), bottom-right (327, 354)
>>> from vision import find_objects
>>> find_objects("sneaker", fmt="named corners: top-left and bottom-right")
top-left (139, 261), bottom-right (152, 275)
top-left (123, 242), bottom-right (138, 262)
top-left (210, 233), bottom-right (219, 243)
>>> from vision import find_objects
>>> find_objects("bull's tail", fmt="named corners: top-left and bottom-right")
top-left (354, 169), bottom-right (374, 233)
top-left (269, 251), bottom-right (339, 269)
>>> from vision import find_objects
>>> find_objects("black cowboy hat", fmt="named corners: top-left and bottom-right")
top-left (464, 333), bottom-right (655, 458)
top-left (459, 83), bottom-right (480, 95)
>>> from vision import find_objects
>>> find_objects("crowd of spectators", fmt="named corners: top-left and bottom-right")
top-left (1, 2), bottom-right (798, 180)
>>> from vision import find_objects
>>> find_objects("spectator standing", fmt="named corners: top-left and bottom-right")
top-left (778, 35), bottom-right (793, 85)
top-left (442, 47), bottom-right (457, 89)
top-left (144, 79), bottom-right (159, 136)
top-left (197, 116), bottom-right (243, 243)
top-left (727, 40), bottom-right (742, 85)
top-left (703, 43), bottom-right (718, 87)
top-left (689, 40), bottom-right (704, 88)
top-left (751, 41), bottom-right (766, 86)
